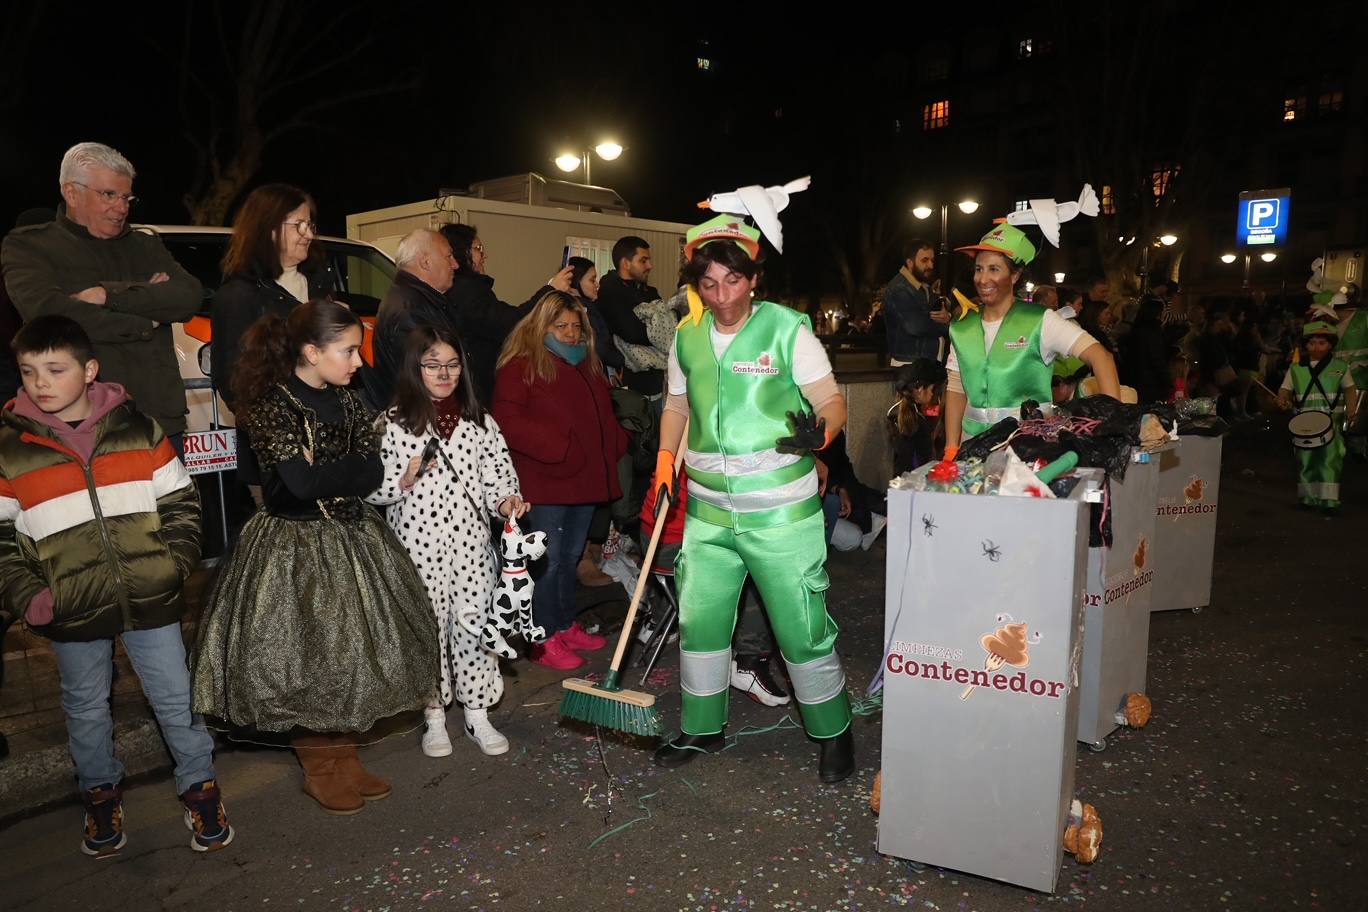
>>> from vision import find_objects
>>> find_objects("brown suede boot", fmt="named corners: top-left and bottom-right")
top-left (293, 733), bottom-right (365, 815)
top-left (334, 734), bottom-right (392, 801)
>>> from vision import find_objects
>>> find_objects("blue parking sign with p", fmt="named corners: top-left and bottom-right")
top-left (1237, 188), bottom-right (1290, 248)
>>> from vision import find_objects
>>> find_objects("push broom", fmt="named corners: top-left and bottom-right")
top-left (558, 423), bottom-right (689, 737)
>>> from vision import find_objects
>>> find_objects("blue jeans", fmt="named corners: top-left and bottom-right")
top-left (51, 622), bottom-right (216, 795)
top-left (525, 504), bottom-right (596, 634)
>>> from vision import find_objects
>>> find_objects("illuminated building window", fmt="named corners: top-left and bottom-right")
top-left (1101, 185), bottom-right (1116, 215)
top-left (923, 99), bottom-right (950, 130)
top-left (1151, 163), bottom-right (1180, 198)
top-left (696, 57), bottom-right (711, 71)
top-left (1014, 199), bottom-right (1030, 212)
top-left (1018, 38), bottom-right (1033, 58)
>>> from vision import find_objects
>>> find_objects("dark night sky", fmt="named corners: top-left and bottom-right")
top-left (0, 3), bottom-right (879, 233)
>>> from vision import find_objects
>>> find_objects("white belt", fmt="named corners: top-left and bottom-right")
top-left (964, 403), bottom-right (1054, 425)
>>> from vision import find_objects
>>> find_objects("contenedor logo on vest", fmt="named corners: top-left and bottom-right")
top-left (731, 351), bottom-right (779, 375)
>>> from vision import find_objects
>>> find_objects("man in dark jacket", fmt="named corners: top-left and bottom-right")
top-left (440, 223), bottom-right (571, 405)
top-left (596, 235), bottom-right (663, 395)
top-left (1120, 297), bottom-right (1172, 404)
top-left (371, 229), bottom-right (459, 410)
top-left (0, 143), bottom-right (202, 449)
top-left (883, 239), bottom-right (950, 364)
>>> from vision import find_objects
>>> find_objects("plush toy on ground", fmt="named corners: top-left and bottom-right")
top-left (479, 519), bottom-right (549, 659)
top-left (1063, 799), bottom-right (1103, 863)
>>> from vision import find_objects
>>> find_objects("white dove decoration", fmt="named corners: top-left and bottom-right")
top-left (997, 184), bottom-right (1100, 249)
top-left (698, 176), bottom-right (812, 253)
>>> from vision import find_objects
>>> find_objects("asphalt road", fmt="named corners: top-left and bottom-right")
top-left (0, 423), bottom-right (1362, 911)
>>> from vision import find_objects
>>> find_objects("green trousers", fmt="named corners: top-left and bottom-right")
top-left (1296, 433), bottom-right (1345, 507)
top-left (675, 508), bottom-right (851, 738)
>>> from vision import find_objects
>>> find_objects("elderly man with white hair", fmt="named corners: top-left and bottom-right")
top-left (370, 229), bottom-right (462, 410)
top-left (0, 142), bottom-right (202, 451)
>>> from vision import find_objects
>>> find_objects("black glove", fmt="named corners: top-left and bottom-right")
top-left (775, 410), bottom-right (827, 455)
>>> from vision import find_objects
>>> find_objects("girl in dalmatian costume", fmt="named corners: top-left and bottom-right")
top-left (367, 325), bottom-right (527, 757)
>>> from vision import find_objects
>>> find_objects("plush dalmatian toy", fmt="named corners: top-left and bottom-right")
top-left (481, 518), bottom-right (549, 660)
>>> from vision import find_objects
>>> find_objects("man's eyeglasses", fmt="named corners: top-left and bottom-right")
top-left (71, 182), bottom-right (138, 207)
top-left (420, 360), bottom-right (462, 377)
top-left (282, 219), bottom-right (318, 236)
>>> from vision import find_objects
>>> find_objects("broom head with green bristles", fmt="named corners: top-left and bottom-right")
top-left (558, 424), bottom-right (685, 739)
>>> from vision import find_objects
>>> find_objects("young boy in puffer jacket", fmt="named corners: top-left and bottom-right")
top-left (0, 315), bottom-right (232, 857)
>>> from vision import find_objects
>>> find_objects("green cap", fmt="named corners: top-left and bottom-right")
top-left (956, 224), bottom-right (1037, 265)
top-left (1303, 320), bottom-right (1339, 338)
top-left (685, 214), bottom-right (762, 260)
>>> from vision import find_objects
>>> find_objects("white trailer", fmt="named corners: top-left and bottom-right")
top-left (346, 175), bottom-right (694, 307)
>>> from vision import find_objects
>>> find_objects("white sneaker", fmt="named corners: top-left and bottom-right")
top-left (463, 708), bottom-right (510, 756)
top-left (861, 513), bottom-right (888, 551)
top-left (422, 707), bottom-right (453, 758)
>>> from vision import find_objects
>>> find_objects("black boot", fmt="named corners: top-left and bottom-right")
top-left (653, 731), bottom-right (726, 768)
top-left (817, 729), bottom-right (855, 783)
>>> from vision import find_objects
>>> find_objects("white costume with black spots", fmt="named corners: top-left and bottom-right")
top-left (367, 412), bottom-right (520, 709)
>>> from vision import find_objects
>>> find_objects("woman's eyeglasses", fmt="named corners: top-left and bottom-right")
top-left (420, 361), bottom-right (462, 377)
top-left (282, 219), bottom-right (318, 236)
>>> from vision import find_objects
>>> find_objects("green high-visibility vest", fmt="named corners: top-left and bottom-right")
top-left (675, 301), bottom-right (821, 531)
top-left (949, 301), bottom-right (1053, 437)
top-left (1290, 358), bottom-right (1349, 416)
top-left (1338, 311), bottom-right (1368, 388)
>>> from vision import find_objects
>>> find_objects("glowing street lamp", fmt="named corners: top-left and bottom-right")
top-left (911, 197), bottom-right (980, 290)
top-left (1260, 252), bottom-right (1278, 263)
top-left (554, 140), bottom-right (625, 183)
top-left (1054, 272), bottom-right (1067, 284)
top-left (1159, 233), bottom-right (1178, 247)
top-left (1220, 253), bottom-right (1238, 264)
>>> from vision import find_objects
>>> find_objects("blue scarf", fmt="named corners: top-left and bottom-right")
top-left (544, 334), bottom-right (587, 366)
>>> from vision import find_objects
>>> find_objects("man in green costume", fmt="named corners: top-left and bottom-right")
top-left (942, 223), bottom-right (1120, 455)
top-left (651, 214), bottom-right (855, 783)
top-left (1278, 321), bottom-right (1358, 513)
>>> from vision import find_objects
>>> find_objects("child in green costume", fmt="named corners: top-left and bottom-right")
top-left (1278, 321), bottom-right (1358, 513)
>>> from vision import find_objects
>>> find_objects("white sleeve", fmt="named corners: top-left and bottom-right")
top-left (1039, 309), bottom-right (1089, 363)
top-left (946, 345), bottom-right (960, 374)
top-left (792, 324), bottom-right (835, 385)
top-left (1279, 369), bottom-right (1294, 391)
top-left (667, 340), bottom-right (687, 395)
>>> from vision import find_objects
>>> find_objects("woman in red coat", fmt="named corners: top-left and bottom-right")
top-left (493, 291), bottom-right (628, 670)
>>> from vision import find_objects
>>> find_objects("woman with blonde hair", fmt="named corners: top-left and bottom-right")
top-left (492, 292), bottom-right (628, 670)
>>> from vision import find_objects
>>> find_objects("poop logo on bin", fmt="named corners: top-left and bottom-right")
top-left (1132, 536), bottom-right (1148, 572)
top-left (1158, 474), bottom-right (1218, 517)
top-left (883, 613), bottom-right (1066, 701)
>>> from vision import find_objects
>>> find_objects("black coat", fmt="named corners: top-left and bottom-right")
top-left (1119, 318), bottom-right (1171, 404)
top-left (596, 271), bottom-right (663, 395)
top-left (372, 271), bottom-right (462, 411)
top-left (444, 272), bottom-right (550, 406)
top-left (211, 268), bottom-right (329, 411)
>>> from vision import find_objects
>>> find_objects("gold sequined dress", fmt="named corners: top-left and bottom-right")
top-left (191, 376), bottom-right (438, 732)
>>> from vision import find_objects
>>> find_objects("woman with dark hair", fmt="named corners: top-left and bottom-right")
top-left (650, 215), bottom-right (855, 782)
top-left (492, 291), bottom-right (628, 670)
top-left (567, 255), bottom-right (624, 378)
top-left (192, 300), bottom-right (438, 816)
top-left (943, 224), bottom-right (1119, 453)
top-left (440, 223), bottom-right (572, 404)
top-left (212, 185), bottom-right (330, 500)
top-left (1076, 299), bottom-right (1117, 355)
top-left (212, 184), bottom-right (328, 414)
top-left (367, 326), bottom-right (525, 758)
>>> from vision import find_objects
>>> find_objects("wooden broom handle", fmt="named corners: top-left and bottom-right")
top-left (608, 419), bottom-right (687, 674)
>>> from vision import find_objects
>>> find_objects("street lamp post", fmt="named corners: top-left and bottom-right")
top-left (1137, 232), bottom-right (1179, 294)
top-left (554, 141), bottom-right (624, 184)
top-left (913, 199), bottom-right (979, 293)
